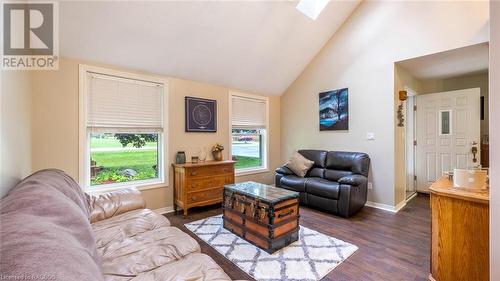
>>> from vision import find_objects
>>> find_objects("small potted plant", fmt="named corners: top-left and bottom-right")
top-left (212, 143), bottom-right (224, 161)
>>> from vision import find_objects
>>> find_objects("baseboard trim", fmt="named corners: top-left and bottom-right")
top-left (154, 206), bottom-right (175, 215)
top-left (406, 192), bottom-right (418, 203)
top-left (365, 200), bottom-right (406, 213)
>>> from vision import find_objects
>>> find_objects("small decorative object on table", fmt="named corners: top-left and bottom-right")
top-left (191, 156), bottom-right (199, 163)
top-left (199, 147), bottom-right (207, 162)
top-left (212, 143), bottom-right (224, 161)
top-left (175, 151), bottom-right (186, 164)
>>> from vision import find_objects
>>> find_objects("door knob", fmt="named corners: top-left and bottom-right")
top-left (471, 146), bottom-right (478, 163)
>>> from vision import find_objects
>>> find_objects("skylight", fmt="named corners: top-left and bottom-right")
top-left (296, 0), bottom-right (330, 21)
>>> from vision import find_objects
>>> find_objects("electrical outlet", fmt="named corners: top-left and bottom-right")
top-left (367, 182), bottom-right (373, 189)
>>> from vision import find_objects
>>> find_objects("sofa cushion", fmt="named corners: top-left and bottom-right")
top-left (92, 208), bottom-right (171, 248)
top-left (324, 169), bottom-right (353, 182)
top-left (326, 151), bottom-right (370, 176)
top-left (305, 178), bottom-right (340, 199)
top-left (285, 151), bottom-right (314, 177)
top-left (280, 175), bottom-right (307, 192)
top-left (306, 167), bottom-right (325, 178)
top-left (99, 226), bottom-right (200, 279)
top-left (0, 169), bottom-right (103, 281)
top-left (114, 253), bottom-right (231, 281)
top-left (298, 149), bottom-right (328, 168)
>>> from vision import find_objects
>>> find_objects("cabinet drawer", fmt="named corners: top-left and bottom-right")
top-left (187, 188), bottom-right (224, 204)
top-left (187, 164), bottom-right (234, 178)
top-left (189, 175), bottom-right (234, 191)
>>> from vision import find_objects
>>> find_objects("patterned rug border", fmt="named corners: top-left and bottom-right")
top-left (185, 215), bottom-right (358, 281)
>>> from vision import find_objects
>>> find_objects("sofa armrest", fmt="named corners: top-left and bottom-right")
top-left (275, 166), bottom-right (294, 175)
top-left (338, 174), bottom-right (367, 186)
top-left (88, 188), bottom-right (146, 223)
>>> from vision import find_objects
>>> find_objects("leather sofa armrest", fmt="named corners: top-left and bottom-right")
top-left (338, 174), bottom-right (367, 186)
top-left (88, 188), bottom-right (146, 223)
top-left (275, 166), bottom-right (294, 175)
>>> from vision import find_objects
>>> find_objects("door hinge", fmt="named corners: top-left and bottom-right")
top-left (413, 105), bottom-right (417, 111)
top-left (413, 140), bottom-right (417, 146)
top-left (414, 175), bottom-right (417, 181)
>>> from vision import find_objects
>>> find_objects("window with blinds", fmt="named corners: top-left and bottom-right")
top-left (231, 94), bottom-right (268, 172)
top-left (87, 73), bottom-right (164, 132)
top-left (231, 95), bottom-right (267, 129)
top-left (81, 68), bottom-right (165, 189)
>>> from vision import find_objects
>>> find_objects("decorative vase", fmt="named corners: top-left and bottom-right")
top-left (175, 151), bottom-right (186, 164)
top-left (213, 151), bottom-right (223, 161)
top-left (199, 148), bottom-right (207, 162)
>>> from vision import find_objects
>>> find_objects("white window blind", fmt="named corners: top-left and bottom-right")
top-left (231, 95), bottom-right (267, 129)
top-left (86, 73), bottom-right (163, 132)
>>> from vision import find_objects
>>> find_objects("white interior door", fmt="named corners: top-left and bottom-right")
top-left (415, 88), bottom-right (481, 192)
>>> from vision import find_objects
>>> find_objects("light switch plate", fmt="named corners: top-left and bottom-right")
top-left (367, 182), bottom-right (373, 189)
top-left (367, 132), bottom-right (375, 140)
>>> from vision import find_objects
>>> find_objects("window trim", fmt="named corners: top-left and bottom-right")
top-left (228, 91), bottom-right (269, 176)
top-left (438, 109), bottom-right (452, 136)
top-left (79, 64), bottom-right (169, 192)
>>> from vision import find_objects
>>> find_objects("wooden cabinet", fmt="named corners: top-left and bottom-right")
top-left (173, 160), bottom-right (235, 215)
top-left (429, 177), bottom-right (489, 281)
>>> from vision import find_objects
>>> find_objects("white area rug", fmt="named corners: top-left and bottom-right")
top-left (185, 215), bottom-right (358, 281)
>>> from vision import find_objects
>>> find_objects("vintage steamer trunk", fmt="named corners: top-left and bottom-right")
top-left (223, 182), bottom-right (300, 254)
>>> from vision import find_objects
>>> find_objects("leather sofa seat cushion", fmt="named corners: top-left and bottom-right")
top-left (118, 253), bottom-right (231, 281)
top-left (306, 178), bottom-right (340, 200)
top-left (280, 175), bottom-right (307, 192)
top-left (98, 226), bottom-right (201, 279)
top-left (298, 149), bottom-right (328, 168)
top-left (324, 169), bottom-right (353, 182)
top-left (92, 209), bottom-right (171, 248)
top-left (306, 167), bottom-right (325, 178)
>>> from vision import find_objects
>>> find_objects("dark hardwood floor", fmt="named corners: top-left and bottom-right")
top-left (166, 194), bottom-right (430, 281)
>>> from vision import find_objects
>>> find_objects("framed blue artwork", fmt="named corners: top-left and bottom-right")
top-left (319, 88), bottom-right (349, 131)
top-left (185, 96), bottom-right (217, 132)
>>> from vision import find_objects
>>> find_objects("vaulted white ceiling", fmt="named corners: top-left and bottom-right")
top-left (398, 43), bottom-right (489, 80)
top-left (59, 1), bottom-right (360, 96)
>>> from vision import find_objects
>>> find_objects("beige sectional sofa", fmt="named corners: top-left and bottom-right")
top-left (0, 169), bottom-right (231, 281)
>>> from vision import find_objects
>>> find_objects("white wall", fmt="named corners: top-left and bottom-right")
top-left (30, 57), bottom-right (281, 210)
top-left (490, 0), bottom-right (499, 279)
top-left (0, 71), bottom-right (32, 198)
top-left (281, 1), bottom-right (489, 206)
top-left (394, 65), bottom-right (422, 203)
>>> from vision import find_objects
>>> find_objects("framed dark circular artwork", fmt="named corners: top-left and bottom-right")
top-left (185, 96), bottom-right (217, 132)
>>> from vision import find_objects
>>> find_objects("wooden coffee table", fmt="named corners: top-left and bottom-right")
top-left (222, 181), bottom-right (300, 253)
